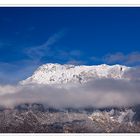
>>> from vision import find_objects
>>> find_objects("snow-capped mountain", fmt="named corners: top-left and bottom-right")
top-left (20, 63), bottom-right (130, 85)
top-left (2, 63), bottom-right (140, 133)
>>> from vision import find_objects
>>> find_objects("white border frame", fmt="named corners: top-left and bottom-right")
top-left (0, 0), bottom-right (140, 6)
top-left (0, 0), bottom-right (140, 138)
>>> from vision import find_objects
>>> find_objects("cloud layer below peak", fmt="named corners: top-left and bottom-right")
top-left (0, 68), bottom-right (140, 109)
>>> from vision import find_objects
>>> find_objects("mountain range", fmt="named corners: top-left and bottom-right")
top-left (20, 63), bottom-right (130, 85)
top-left (1, 63), bottom-right (140, 133)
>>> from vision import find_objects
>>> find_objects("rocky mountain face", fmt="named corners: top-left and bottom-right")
top-left (0, 104), bottom-right (140, 133)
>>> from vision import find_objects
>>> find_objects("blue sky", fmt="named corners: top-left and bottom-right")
top-left (0, 7), bottom-right (140, 83)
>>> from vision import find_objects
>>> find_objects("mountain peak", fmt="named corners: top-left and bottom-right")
top-left (20, 63), bottom-right (130, 85)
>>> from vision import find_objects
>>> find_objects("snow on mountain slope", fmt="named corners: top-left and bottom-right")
top-left (20, 63), bottom-right (130, 85)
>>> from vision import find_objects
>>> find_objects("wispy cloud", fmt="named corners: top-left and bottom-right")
top-left (104, 52), bottom-right (140, 65)
top-left (25, 29), bottom-right (84, 65)
top-left (0, 60), bottom-right (40, 84)
top-left (104, 52), bottom-right (124, 64)
top-left (90, 52), bottom-right (140, 66)
top-left (25, 30), bottom-right (66, 61)
top-left (0, 41), bottom-right (11, 49)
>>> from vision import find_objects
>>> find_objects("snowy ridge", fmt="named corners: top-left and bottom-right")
top-left (0, 106), bottom-right (138, 133)
top-left (89, 109), bottom-right (135, 124)
top-left (20, 63), bottom-right (130, 85)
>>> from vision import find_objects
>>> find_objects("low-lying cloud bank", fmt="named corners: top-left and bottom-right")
top-left (0, 68), bottom-right (140, 109)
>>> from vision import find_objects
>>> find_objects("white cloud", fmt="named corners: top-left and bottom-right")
top-left (0, 85), bottom-right (19, 95)
top-left (0, 69), bottom-right (140, 108)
